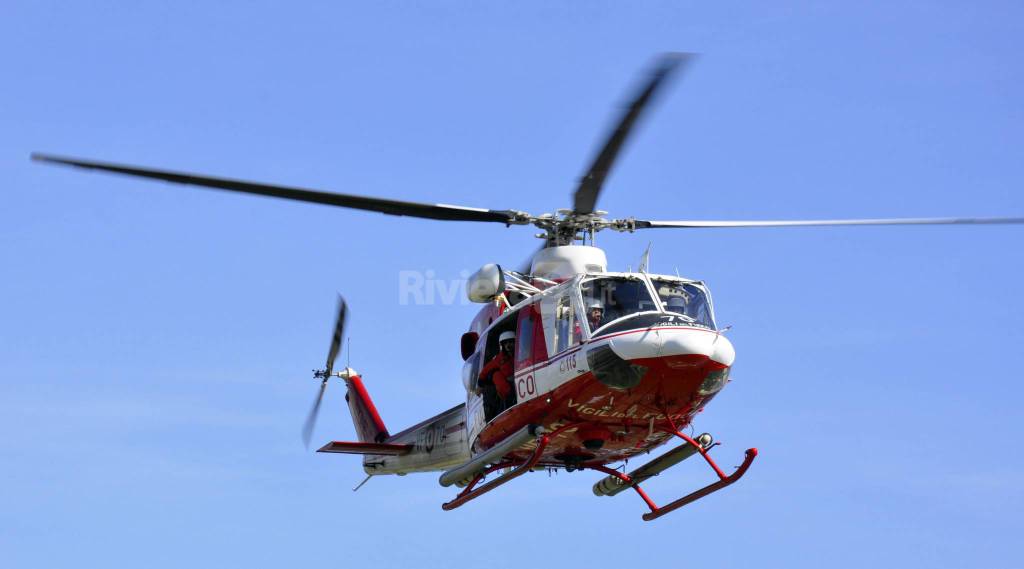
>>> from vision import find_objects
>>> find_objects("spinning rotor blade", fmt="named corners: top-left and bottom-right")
top-left (302, 295), bottom-right (348, 450)
top-left (31, 154), bottom-right (519, 224)
top-left (516, 243), bottom-right (548, 275)
top-left (325, 295), bottom-right (347, 378)
top-left (573, 53), bottom-right (694, 215)
top-left (633, 216), bottom-right (1024, 229)
top-left (301, 380), bottom-right (328, 450)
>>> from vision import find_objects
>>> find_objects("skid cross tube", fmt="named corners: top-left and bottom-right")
top-left (441, 423), bottom-right (583, 511)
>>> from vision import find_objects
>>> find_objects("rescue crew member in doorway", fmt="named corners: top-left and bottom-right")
top-left (479, 330), bottom-right (516, 420)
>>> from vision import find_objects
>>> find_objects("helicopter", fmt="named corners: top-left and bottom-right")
top-left (32, 53), bottom-right (1024, 521)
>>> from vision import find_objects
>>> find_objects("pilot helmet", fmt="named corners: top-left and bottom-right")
top-left (666, 296), bottom-right (687, 311)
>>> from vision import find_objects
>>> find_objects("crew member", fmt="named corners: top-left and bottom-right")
top-left (665, 295), bottom-right (688, 315)
top-left (587, 300), bottom-right (605, 331)
top-left (479, 330), bottom-right (516, 419)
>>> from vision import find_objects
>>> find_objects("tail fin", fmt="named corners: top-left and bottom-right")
top-left (342, 369), bottom-right (390, 443)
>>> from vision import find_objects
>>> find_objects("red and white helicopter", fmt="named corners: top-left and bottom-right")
top-left (33, 53), bottom-right (1024, 521)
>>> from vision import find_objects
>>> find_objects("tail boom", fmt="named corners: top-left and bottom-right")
top-left (319, 369), bottom-right (472, 475)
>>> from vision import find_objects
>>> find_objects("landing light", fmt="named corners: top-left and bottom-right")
top-left (699, 368), bottom-right (730, 395)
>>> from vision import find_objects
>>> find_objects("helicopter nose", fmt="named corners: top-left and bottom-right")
top-left (660, 328), bottom-right (735, 367)
top-left (587, 327), bottom-right (734, 391)
top-left (604, 327), bottom-right (734, 367)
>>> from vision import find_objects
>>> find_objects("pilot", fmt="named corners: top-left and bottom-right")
top-left (665, 295), bottom-right (688, 315)
top-left (479, 330), bottom-right (516, 418)
top-left (587, 300), bottom-right (605, 331)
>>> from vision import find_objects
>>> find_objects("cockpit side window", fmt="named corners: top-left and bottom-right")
top-left (554, 294), bottom-right (579, 353)
top-left (580, 277), bottom-right (658, 332)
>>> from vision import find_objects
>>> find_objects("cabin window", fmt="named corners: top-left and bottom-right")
top-left (553, 294), bottom-right (579, 353)
top-left (515, 304), bottom-right (548, 369)
top-left (580, 277), bottom-right (658, 332)
top-left (653, 280), bottom-right (716, 329)
top-left (516, 308), bottom-right (535, 366)
top-left (462, 352), bottom-right (481, 392)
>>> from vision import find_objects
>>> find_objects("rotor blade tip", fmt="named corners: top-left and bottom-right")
top-left (656, 52), bottom-right (696, 75)
top-left (31, 153), bottom-right (73, 167)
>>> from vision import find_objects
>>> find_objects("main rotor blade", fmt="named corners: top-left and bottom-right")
top-left (325, 295), bottom-right (347, 378)
top-left (633, 216), bottom-right (1024, 229)
top-left (301, 380), bottom-right (328, 450)
top-left (573, 53), bottom-right (694, 215)
top-left (31, 153), bottom-right (520, 224)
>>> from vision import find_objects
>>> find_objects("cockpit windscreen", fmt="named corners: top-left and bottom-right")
top-left (653, 279), bottom-right (715, 329)
top-left (580, 277), bottom-right (658, 332)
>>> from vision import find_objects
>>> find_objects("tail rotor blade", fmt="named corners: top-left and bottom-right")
top-left (325, 295), bottom-right (347, 378)
top-left (303, 295), bottom-right (349, 449)
top-left (301, 380), bottom-right (328, 450)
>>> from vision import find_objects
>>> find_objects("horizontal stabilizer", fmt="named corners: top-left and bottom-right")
top-left (317, 441), bottom-right (412, 456)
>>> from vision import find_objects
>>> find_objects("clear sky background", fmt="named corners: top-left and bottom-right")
top-left (3, 2), bottom-right (1023, 568)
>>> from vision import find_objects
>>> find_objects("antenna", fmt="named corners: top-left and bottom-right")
top-left (352, 474), bottom-right (373, 492)
top-left (638, 242), bottom-right (652, 273)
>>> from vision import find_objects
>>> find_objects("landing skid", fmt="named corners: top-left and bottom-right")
top-left (441, 423), bottom-right (582, 511)
top-left (592, 430), bottom-right (757, 521)
top-left (441, 421), bottom-right (757, 520)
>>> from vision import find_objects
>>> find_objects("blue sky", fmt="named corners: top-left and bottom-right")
top-left (2, 2), bottom-right (1023, 567)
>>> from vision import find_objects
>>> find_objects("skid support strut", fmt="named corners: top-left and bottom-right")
top-left (588, 422), bottom-right (757, 521)
top-left (441, 423), bottom-right (581, 511)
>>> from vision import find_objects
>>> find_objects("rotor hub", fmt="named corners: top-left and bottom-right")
top-left (525, 210), bottom-right (638, 245)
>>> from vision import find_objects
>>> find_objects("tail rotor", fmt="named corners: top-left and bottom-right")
top-left (302, 295), bottom-right (348, 449)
